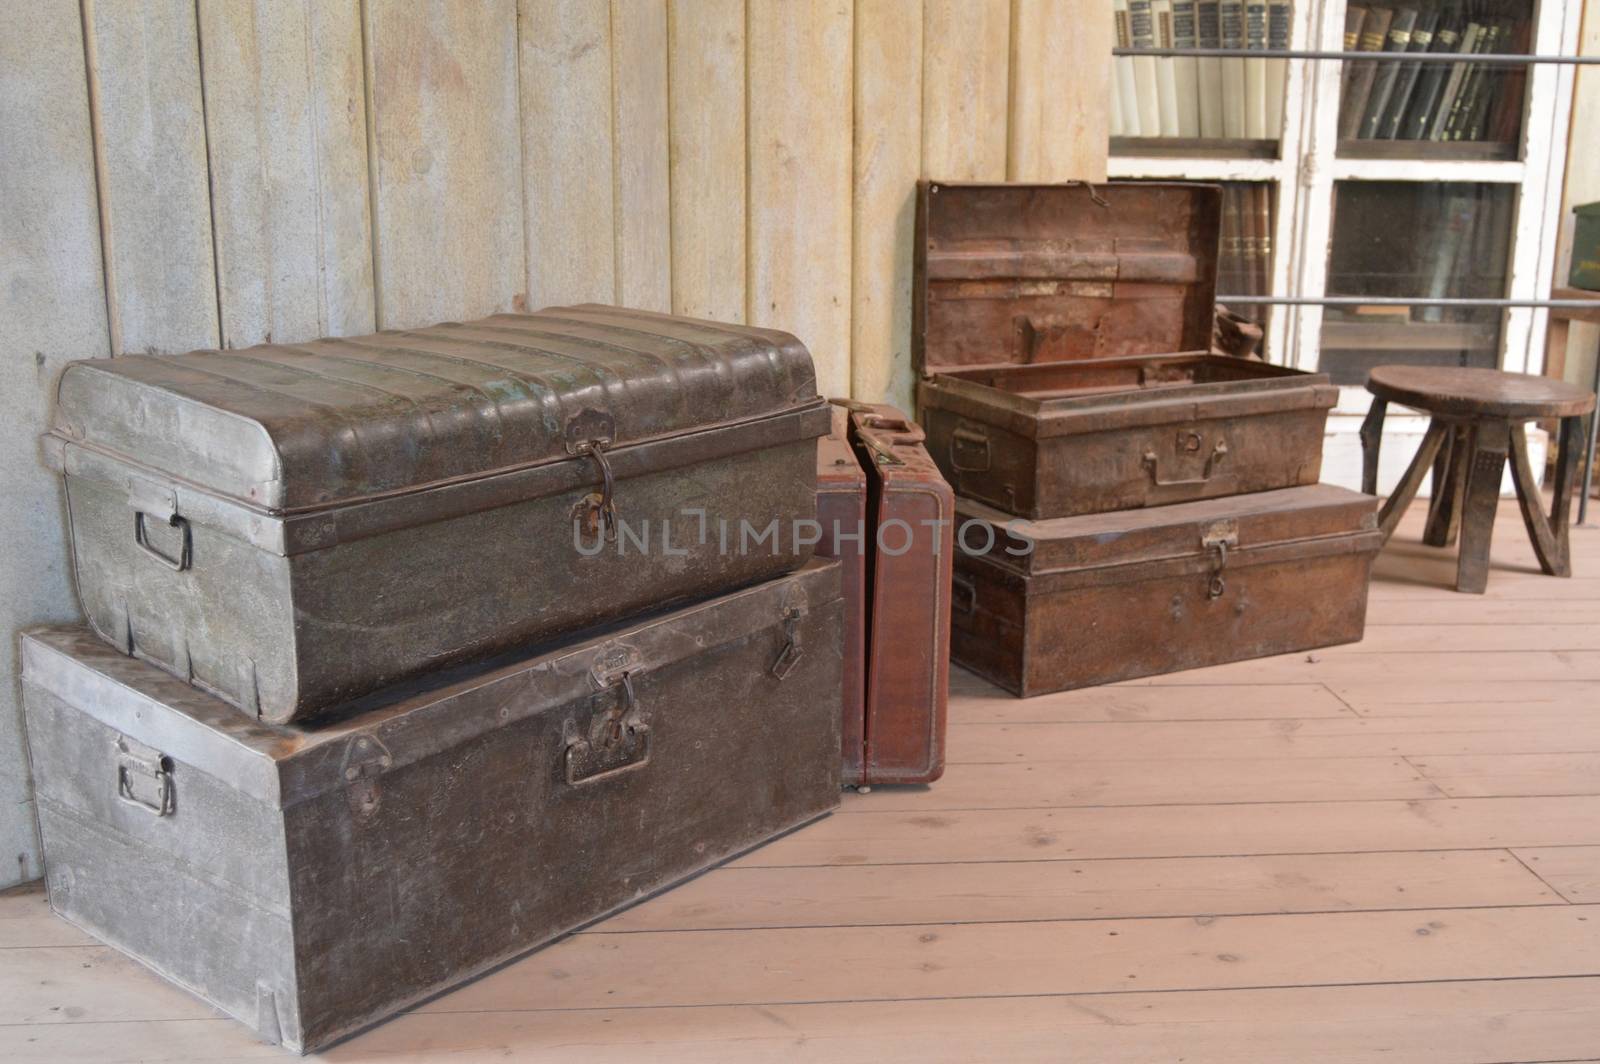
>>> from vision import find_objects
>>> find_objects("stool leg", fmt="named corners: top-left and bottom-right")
top-left (1423, 425), bottom-right (1469, 548)
top-left (1360, 398), bottom-right (1387, 496)
top-left (1456, 420), bottom-right (1510, 594)
top-left (1509, 416), bottom-right (1579, 578)
top-left (1378, 419), bottom-right (1448, 544)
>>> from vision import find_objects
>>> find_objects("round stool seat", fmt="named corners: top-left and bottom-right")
top-left (1367, 365), bottom-right (1595, 421)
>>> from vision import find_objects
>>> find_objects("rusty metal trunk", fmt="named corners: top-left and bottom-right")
top-left (22, 560), bottom-right (842, 1054)
top-left (913, 182), bottom-right (1336, 519)
top-left (949, 486), bottom-right (1380, 696)
top-left (45, 305), bottom-right (829, 723)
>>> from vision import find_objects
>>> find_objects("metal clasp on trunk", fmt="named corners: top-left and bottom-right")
top-left (567, 409), bottom-right (620, 543)
top-left (771, 607), bottom-right (805, 679)
top-left (114, 737), bottom-right (174, 817)
top-left (1202, 520), bottom-right (1240, 600)
top-left (565, 668), bottom-right (651, 786)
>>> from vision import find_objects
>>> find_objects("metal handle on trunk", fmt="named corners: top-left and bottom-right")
top-left (1143, 435), bottom-right (1228, 488)
top-left (115, 738), bottom-right (174, 817)
top-left (134, 512), bottom-right (192, 572)
top-left (950, 425), bottom-right (992, 473)
top-left (565, 671), bottom-right (652, 786)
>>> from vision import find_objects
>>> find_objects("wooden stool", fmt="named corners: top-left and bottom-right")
top-left (1360, 365), bottom-right (1596, 594)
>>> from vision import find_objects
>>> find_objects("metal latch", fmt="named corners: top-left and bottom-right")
top-left (115, 737), bottom-right (174, 817)
top-left (1201, 520), bottom-right (1239, 600)
top-left (772, 606), bottom-right (805, 679)
top-left (567, 410), bottom-right (619, 544)
top-left (566, 664), bottom-right (651, 786)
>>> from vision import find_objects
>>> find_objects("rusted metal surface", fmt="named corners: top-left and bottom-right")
top-left (912, 182), bottom-right (1335, 520)
top-left (914, 181), bottom-right (1222, 369)
top-left (949, 486), bottom-right (1380, 697)
top-left (919, 352), bottom-right (1337, 519)
top-left (847, 402), bottom-right (953, 786)
top-left (1360, 366), bottom-right (1595, 594)
top-left (21, 560), bottom-right (843, 1054)
top-left (815, 407), bottom-right (868, 782)
top-left (45, 305), bottom-right (830, 723)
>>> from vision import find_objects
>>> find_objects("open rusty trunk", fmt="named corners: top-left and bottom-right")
top-left (913, 181), bottom-right (1337, 519)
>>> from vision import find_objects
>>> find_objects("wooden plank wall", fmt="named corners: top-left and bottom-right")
top-left (0, 0), bottom-right (1109, 889)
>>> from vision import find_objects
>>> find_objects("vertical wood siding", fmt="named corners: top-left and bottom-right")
top-left (0, 0), bottom-right (113, 888)
top-left (0, 0), bottom-right (1110, 887)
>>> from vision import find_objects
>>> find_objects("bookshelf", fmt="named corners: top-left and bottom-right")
top-left (1110, 0), bottom-right (1585, 494)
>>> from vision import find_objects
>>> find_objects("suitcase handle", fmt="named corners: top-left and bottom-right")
top-left (859, 414), bottom-right (924, 445)
top-left (1143, 436), bottom-right (1228, 488)
top-left (134, 511), bottom-right (193, 572)
top-left (950, 425), bottom-right (991, 473)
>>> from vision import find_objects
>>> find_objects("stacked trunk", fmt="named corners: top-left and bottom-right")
top-left (27, 306), bottom-right (844, 1052)
top-left (914, 182), bottom-right (1381, 696)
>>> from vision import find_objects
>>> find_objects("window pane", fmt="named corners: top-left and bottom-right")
top-left (1319, 180), bottom-right (1514, 384)
top-left (1336, 0), bottom-right (1531, 161)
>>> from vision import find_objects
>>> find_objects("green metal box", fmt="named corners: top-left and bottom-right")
top-left (1571, 202), bottom-right (1600, 291)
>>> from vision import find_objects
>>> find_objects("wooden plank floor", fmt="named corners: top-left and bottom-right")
top-left (4, 501), bottom-right (1600, 1062)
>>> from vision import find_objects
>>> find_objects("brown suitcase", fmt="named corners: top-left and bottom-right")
top-left (950, 485), bottom-right (1381, 697)
top-left (848, 403), bottom-right (953, 785)
top-left (815, 407), bottom-right (869, 782)
top-left (912, 181), bottom-right (1338, 519)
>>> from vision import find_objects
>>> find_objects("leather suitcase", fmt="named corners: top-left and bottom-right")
top-left (22, 560), bottom-right (842, 1054)
top-left (847, 403), bottom-right (953, 785)
top-left (950, 485), bottom-right (1380, 696)
top-left (815, 407), bottom-right (869, 781)
top-left (912, 182), bottom-right (1337, 519)
top-left (44, 305), bottom-right (829, 723)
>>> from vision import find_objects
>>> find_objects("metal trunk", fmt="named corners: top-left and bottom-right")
top-left (913, 182), bottom-right (1336, 519)
top-left (45, 305), bottom-right (829, 722)
top-left (22, 561), bottom-right (842, 1054)
top-left (950, 486), bottom-right (1380, 696)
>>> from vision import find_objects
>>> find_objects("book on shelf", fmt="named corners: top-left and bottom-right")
top-left (1339, 6), bottom-right (1396, 139)
top-left (1372, 6), bottom-right (1439, 139)
top-left (1218, 184), bottom-right (1274, 321)
top-left (1113, 0), bottom-right (1143, 137)
top-left (1152, 0), bottom-right (1183, 136)
top-left (1218, 0), bottom-right (1249, 137)
top-left (1396, 6), bottom-right (1462, 140)
top-left (1195, 1), bottom-right (1226, 138)
top-left (1357, 7), bottom-right (1421, 141)
top-left (1114, 0), bottom-right (1295, 144)
top-left (1171, 0), bottom-right (1204, 136)
top-left (1265, 0), bottom-right (1291, 138)
top-left (1339, 0), bottom-right (1529, 146)
top-left (1128, 0), bottom-right (1164, 136)
top-left (1243, 1), bottom-right (1270, 139)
